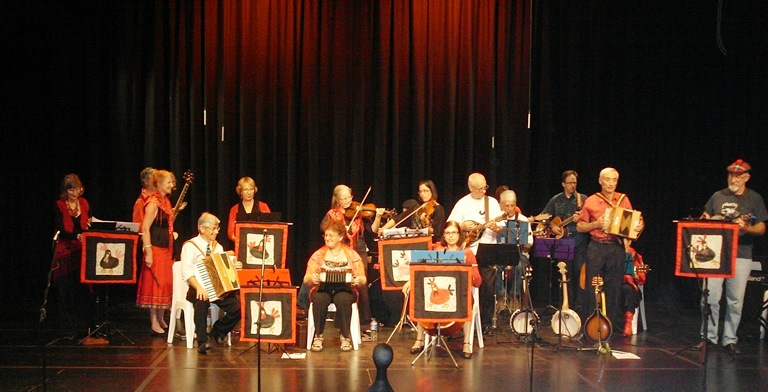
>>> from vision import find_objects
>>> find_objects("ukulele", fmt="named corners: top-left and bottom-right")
top-left (584, 275), bottom-right (612, 342)
top-left (551, 262), bottom-right (582, 337)
top-left (173, 170), bottom-right (194, 220)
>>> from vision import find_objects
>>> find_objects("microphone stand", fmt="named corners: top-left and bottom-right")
top-left (38, 231), bottom-right (61, 392)
top-left (256, 228), bottom-right (267, 392)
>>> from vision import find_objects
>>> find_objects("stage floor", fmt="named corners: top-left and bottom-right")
top-left (2, 301), bottom-right (767, 392)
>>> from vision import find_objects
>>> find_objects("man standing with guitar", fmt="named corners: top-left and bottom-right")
top-left (540, 170), bottom-right (589, 319)
top-left (447, 173), bottom-right (504, 334)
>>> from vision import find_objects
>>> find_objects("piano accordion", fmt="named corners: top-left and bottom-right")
top-left (194, 251), bottom-right (240, 302)
top-left (605, 207), bottom-right (643, 240)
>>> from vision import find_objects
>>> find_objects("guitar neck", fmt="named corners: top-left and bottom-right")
top-left (173, 184), bottom-right (190, 219)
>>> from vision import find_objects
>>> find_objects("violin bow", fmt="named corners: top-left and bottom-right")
top-left (347, 186), bottom-right (372, 232)
top-left (392, 202), bottom-right (428, 228)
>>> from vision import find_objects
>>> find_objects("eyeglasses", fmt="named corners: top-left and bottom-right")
top-left (242, 188), bottom-right (255, 193)
top-left (564, 182), bottom-right (577, 185)
top-left (205, 226), bottom-right (220, 232)
top-left (324, 233), bottom-right (342, 239)
top-left (338, 196), bottom-right (353, 202)
top-left (472, 184), bottom-right (489, 192)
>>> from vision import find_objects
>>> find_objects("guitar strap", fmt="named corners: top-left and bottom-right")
top-left (484, 195), bottom-right (489, 223)
top-left (576, 191), bottom-right (582, 209)
top-left (185, 239), bottom-right (217, 257)
top-left (594, 192), bottom-right (625, 208)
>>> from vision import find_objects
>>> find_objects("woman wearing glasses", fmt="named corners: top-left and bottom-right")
top-left (303, 219), bottom-right (367, 352)
top-left (405, 220), bottom-right (482, 359)
top-left (374, 180), bottom-right (446, 243)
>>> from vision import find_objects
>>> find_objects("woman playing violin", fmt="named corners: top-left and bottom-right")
top-left (322, 184), bottom-right (382, 327)
top-left (373, 180), bottom-right (446, 242)
top-left (404, 221), bottom-right (481, 359)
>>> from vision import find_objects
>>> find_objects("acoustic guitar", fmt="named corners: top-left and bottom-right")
top-left (551, 261), bottom-right (581, 337)
top-left (584, 275), bottom-right (612, 342)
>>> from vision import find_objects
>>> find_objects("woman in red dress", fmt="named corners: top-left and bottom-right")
top-left (136, 169), bottom-right (177, 336)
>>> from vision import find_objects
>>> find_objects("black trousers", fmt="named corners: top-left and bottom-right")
top-left (187, 288), bottom-right (241, 344)
top-left (479, 265), bottom-right (497, 327)
top-left (311, 290), bottom-right (356, 339)
top-left (585, 240), bottom-right (625, 330)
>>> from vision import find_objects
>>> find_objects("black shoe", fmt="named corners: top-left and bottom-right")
top-left (198, 342), bottom-right (213, 354)
top-left (211, 334), bottom-right (228, 347)
top-left (150, 329), bottom-right (166, 337)
top-left (482, 326), bottom-right (494, 336)
top-left (725, 343), bottom-right (741, 355)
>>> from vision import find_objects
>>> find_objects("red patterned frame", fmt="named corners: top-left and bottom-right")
top-left (239, 286), bottom-right (297, 344)
top-left (408, 264), bottom-right (473, 324)
top-left (377, 236), bottom-right (433, 291)
top-left (235, 222), bottom-right (289, 269)
top-left (80, 231), bottom-right (139, 284)
top-left (675, 221), bottom-right (738, 278)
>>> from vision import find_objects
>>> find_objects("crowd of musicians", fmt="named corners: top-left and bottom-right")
top-left (52, 159), bottom-right (767, 357)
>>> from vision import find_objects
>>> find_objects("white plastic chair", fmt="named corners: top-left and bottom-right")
top-left (168, 261), bottom-right (195, 349)
top-left (167, 261), bottom-right (232, 348)
top-left (306, 302), bottom-right (361, 351)
top-left (631, 284), bottom-right (647, 335)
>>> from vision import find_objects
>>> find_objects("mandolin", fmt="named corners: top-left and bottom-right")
top-left (584, 275), bottom-right (612, 342)
top-left (172, 170), bottom-right (194, 220)
top-left (462, 213), bottom-right (508, 247)
top-left (551, 262), bottom-right (582, 337)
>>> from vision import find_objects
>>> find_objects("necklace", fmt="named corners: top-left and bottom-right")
top-left (67, 200), bottom-right (79, 217)
top-left (329, 247), bottom-right (343, 261)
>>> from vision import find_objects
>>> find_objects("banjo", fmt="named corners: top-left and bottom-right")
top-left (551, 261), bottom-right (582, 337)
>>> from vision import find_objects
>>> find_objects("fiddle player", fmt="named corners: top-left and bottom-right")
top-left (539, 170), bottom-right (589, 318)
top-left (405, 221), bottom-right (482, 359)
top-left (321, 185), bottom-right (383, 329)
top-left (576, 167), bottom-right (643, 336)
top-left (373, 180), bottom-right (446, 243)
top-left (699, 159), bottom-right (767, 354)
top-left (447, 173), bottom-right (504, 335)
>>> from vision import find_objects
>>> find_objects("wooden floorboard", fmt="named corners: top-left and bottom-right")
top-left (2, 301), bottom-right (767, 391)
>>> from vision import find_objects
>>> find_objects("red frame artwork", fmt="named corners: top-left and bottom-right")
top-left (239, 287), bottom-right (297, 344)
top-left (80, 231), bottom-right (139, 284)
top-left (675, 221), bottom-right (738, 278)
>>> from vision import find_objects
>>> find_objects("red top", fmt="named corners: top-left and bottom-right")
top-left (433, 244), bottom-right (482, 287)
top-left (578, 192), bottom-right (632, 242)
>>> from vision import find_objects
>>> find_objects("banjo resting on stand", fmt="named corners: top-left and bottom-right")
top-left (551, 261), bottom-right (582, 337)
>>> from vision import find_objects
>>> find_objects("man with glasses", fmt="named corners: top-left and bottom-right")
top-left (180, 212), bottom-right (242, 354)
top-left (540, 170), bottom-right (589, 318)
top-left (699, 159), bottom-right (767, 354)
top-left (447, 172), bottom-right (504, 333)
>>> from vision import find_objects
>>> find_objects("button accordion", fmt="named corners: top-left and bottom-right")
top-left (605, 207), bottom-right (643, 240)
top-left (318, 268), bottom-right (353, 293)
top-left (194, 251), bottom-right (240, 302)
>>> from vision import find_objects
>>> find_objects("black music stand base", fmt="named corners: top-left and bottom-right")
top-left (386, 291), bottom-right (418, 344)
top-left (411, 327), bottom-right (459, 368)
top-left (79, 287), bottom-right (133, 345)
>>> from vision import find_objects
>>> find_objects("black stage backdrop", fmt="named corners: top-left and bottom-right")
top-left (3, 1), bottom-right (767, 314)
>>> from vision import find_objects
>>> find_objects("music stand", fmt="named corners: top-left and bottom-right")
top-left (532, 237), bottom-right (574, 317)
top-left (477, 243), bottom-right (521, 342)
top-left (672, 220), bottom-right (738, 365)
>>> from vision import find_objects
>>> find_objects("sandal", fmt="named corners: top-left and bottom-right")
top-left (461, 342), bottom-right (472, 359)
top-left (340, 337), bottom-right (353, 352)
top-left (310, 335), bottom-right (324, 352)
top-left (410, 339), bottom-right (424, 354)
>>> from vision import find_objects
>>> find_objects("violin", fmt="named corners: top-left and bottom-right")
top-left (420, 200), bottom-right (436, 227)
top-left (344, 201), bottom-right (395, 220)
